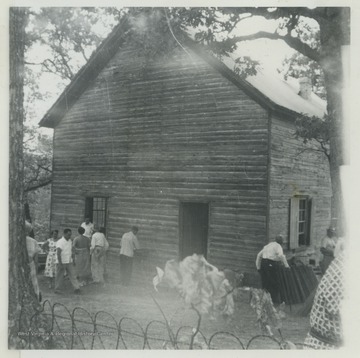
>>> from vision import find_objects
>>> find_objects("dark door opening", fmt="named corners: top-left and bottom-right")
top-left (179, 202), bottom-right (209, 259)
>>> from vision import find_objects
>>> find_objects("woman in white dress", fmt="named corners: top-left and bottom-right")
top-left (43, 230), bottom-right (59, 288)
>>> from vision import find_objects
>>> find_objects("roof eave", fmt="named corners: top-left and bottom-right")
top-left (184, 38), bottom-right (325, 121)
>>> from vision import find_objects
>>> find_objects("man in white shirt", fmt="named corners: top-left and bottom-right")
top-left (55, 228), bottom-right (81, 294)
top-left (119, 226), bottom-right (139, 286)
top-left (81, 217), bottom-right (94, 238)
top-left (255, 235), bottom-right (290, 305)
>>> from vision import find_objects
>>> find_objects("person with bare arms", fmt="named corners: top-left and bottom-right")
top-left (73, 226), bottom-right (92, 286)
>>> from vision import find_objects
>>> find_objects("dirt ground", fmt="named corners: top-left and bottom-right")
top-left (36, 270), bottom-right (310, 350)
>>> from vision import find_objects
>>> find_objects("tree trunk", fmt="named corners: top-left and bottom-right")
top-left (319, 10), bottom-right (347, 236)
top-left (8, 8), bottom-right (50, 349)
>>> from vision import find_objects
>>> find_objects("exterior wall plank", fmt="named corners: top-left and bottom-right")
top-left (268, 115), bottom-right (331, 264)
top-left (51, 45), bottom-right (271, 275)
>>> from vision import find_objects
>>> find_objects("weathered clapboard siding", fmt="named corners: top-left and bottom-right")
top-left (268, 114), bottom-right (331, 262)
top-left (50, 45), bottom-right (270, 274)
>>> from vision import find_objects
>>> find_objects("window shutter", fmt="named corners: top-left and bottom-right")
top-left (289, 197), bottom-right (299, 249)
top-left (308, 198), bottom-right (314, 245)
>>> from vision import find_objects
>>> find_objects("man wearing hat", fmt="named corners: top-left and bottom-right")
top-left (255, 235), bottom-right (290, 305)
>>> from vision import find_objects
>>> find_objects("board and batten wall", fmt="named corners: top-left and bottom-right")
top-left (50, 44), bottom-right (270, 277)
top-left (268, 114), bottom-right (332, 263)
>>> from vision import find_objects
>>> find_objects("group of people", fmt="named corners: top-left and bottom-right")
top-left (42, 218), bottom-right (110, 294)
top-left (27, 218), bottom-right (140, 296)
top-left (256, 228), bottom-right (345, 349)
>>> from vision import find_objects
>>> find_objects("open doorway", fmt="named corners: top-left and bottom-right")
top-left (179, 202), bottom-right (209, 259)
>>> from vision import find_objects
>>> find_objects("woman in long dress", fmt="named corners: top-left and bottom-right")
top-left (43, 230), bottom-right (59, 288)
top-left (73, 226), bottom-right (92, 285)
top-left (90, 227), bottom-right (109, 284)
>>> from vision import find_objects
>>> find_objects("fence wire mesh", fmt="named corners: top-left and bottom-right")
top-left (20, 299), bottom-right (309, 349)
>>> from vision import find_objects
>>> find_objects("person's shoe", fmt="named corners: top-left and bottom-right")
top-left (74, 289), bottom-right (81, 294)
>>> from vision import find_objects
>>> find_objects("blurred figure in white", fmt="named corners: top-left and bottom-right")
top-left (25, 221), bottom-right (41, 301)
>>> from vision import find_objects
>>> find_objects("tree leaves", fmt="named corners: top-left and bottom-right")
top-left (294, 114), bottom-right (330, 160)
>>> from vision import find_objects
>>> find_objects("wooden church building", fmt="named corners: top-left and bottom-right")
top-left (39, 16), bottom-right (331, 279)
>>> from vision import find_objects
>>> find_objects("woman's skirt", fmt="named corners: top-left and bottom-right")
top-left (74, 248), bottom-right (92, 281)
top-left (44, 251), bottom-right (57, 278)
top-left (91, 247), bottom-right (106, 283)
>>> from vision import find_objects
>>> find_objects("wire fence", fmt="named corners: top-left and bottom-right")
top-left (20, 299), bottom-right (308, 349)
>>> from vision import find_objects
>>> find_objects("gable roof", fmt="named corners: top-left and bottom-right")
top-left (245, 68), bottom-right (326, 119)
top-left (39, 18), bottom-right (326, 128)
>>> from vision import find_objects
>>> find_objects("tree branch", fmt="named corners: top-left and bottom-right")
top-left (78, 45), bottom-right (89, 62)
top-left (225, 7), bottom-right (325, 23)
top-left (42, 58), bottom-right (73, 81)
top-left (23, 134), bottom-right (36, 144)
top-left (297, 146), bottom-right (330, 163)
top-left (25, 178), bottom-right (52, 193)
top-left (316, 139), bottom-right (330, 160)
top-left (37, 164), bottom-right (52, 173)
top-left (229, 31), bottom-right (320, 62)
top-left (24, 61), bottom-right (43, 66)
top-left (297, 147), bottom-right (325, 156)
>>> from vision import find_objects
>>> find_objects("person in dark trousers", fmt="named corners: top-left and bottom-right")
top-left (255, 235), bottom-right (290, 305)
top-left (119, 226), bottom-right (139, 286)
top-left (55, 228), bottom-right (81, 294)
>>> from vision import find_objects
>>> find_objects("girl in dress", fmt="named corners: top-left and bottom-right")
top-left (42, 230), bottom-right (59, 288)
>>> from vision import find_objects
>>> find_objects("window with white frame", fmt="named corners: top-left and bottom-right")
top-left (289, 196), bottom-right (312, 249)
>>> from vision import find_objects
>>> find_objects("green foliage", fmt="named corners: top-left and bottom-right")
top-left (279, 19), bottom-right (325, 100)
top-left (124, 8), bottom-right (180, 63)
top-left (23, 143), bottom-right (52, 193)
top-left (127, 8), bottom-right (259, 78)
top-left (25, 7), bottom-right (115, 80)
top-left (26, 186), bottom-right (51, 240)
top-left (280, 53), bottom-right (326, 99)
top-left (234, 56), bottom-right (259, 78)
top-left (23, 126), bottom-right (52, 238)
top-left (295, 115), bottom-right (330, 143)
top-left (295, 114), bottom-right (330, 159)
